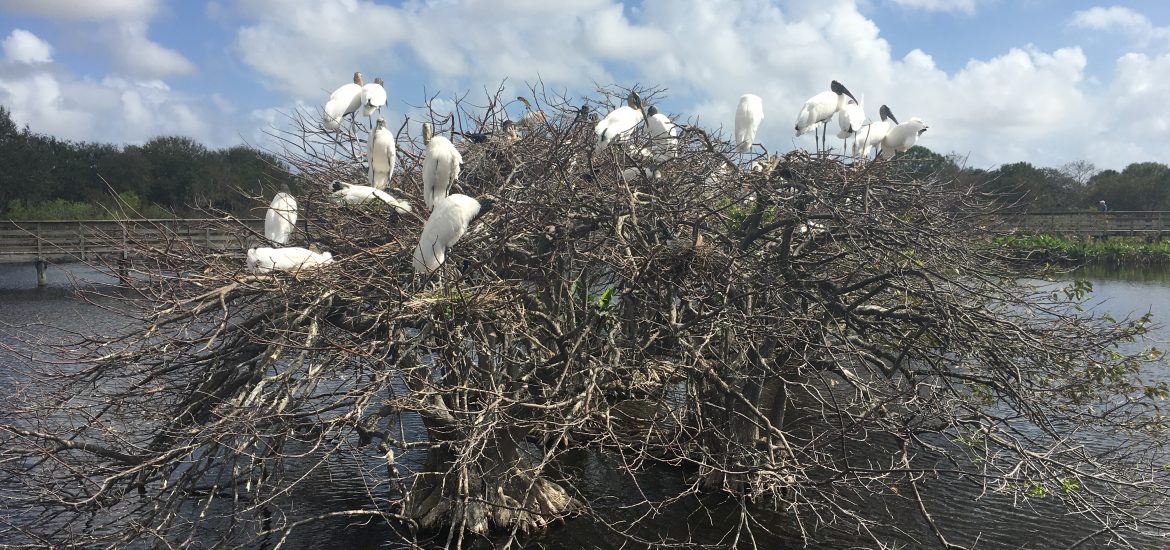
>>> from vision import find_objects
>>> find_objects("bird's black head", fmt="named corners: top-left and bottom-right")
top-left (576, 104), bottom-right (589, 121)
top-left (627, 91), bottom-right (642, 110)
top-left (879, 105), bottom-right (898, 125)
top-left (647, 105), bottom-right (659, 117)
top-left (330, 180), bottom-right (344, 193)
top-left (831, 80), bottom-right (857, 103)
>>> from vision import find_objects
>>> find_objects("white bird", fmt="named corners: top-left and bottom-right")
top-left (264, 191), bottom-right (297, 245)
top-left (735, 94), bottom-right (765, 154)
top-left (880, 117), bottom-right (929, 159)
top-left (836, 94), bottom-right (866, 142)
top-left (853, 105), bottom-right (897, 160)
top-left (330, 181), bottom-right (411, 213)
top-left (620, 167), bottom-right (659, 183)
top-left (368, 117), bottom-right (396, 191)
top-left (595, 91), bottom-right (644, 153)
top-left (645, 105), bottom-right (678, 158)
top-left (247, 246), bottom-right (333, 274)
top-left (421, 122), bottom-right (462, 210)
top-left (361, 77), bottom-right (387, 118)
top-left (795, 80), bottom-right (858, 152)
top-left (412, 194), bottom-right (494, 274)
top-left (324, 72), bottom-right (364, 132)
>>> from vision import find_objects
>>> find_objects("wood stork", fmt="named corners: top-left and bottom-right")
top-left (264, 191), bottom-right (297, 245)
top-left (421, 122), bottom-right (462, 210)
top-left (795, 80), bottom-right (857, 153)
top-left (361, 77), bottom-right (387, 118)
top-left (324, 72), bottom-right (364, 132)
top-left (368, 117), bottom-right (396, 191)
top-left (412, 194), bottom-right (494, 274)
top-left (645, 105), bottom-right (678, 157)
top-left (247, 246), bottom-right (333, 273)
top-left (879, 117), bottom-right (928, 159)
top-left (620, 166), bottom-right (660, 183)
top-left (735, 94), bottom-right (764, 154)
top-left (836, 94), bottom-right (866, 152)
top-left (330, 181), bottom-right (411, 213)
top-left (595, 91), bottom-right (644, 154)
top-left (854, 105), bottom-right (897, 160)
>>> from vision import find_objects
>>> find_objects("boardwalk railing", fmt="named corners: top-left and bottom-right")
top-left (993, 211), bottom-right (1170, 237)
top-left (0, 218), bottom-right (267, 264)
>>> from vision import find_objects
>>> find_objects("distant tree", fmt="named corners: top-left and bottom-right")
top-left (141, 136), bottom-right (211, 211)
top-left (1085, 162), bottom-right (1170, 211)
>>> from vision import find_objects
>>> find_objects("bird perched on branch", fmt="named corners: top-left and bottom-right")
top-left (330, 181), bottom-right (411, 213)
top-left (854, 105), bottom-right (897, 160)
top-left (324, 72), bottom-right (364, 132)
top-left (368, 117), bottom-right (396, 191)
top-left (264, 190), bottom-right (297, 245)
top-left (836, 94), bottom-right (866, 149)
top-left (517, 96), bottom-right (547, 134)
top-left (247, 246), bottom-right (333, 273)
top-left (795, 80), bottom-right (857, 152)
top-left (880, 117), bottom-right (928, 159)
top-left (735, 94), bottom-right (764, 154)
top-left (421, 122), bottom-right (462, 210)
top-left (413, 194), bottom-right (494, 274)
top-left (361, 77), bottom-right (386, 118)
top-left (595, 91), bottom-right (644, 153)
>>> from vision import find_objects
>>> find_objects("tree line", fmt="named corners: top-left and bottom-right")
top-left (3, 102), bottom-right (1169, 220)
top-left (0, 106), bottom-right (293, 220)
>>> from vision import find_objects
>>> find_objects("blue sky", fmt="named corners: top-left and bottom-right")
top-left (2, 0), bottom-right (1170, 170)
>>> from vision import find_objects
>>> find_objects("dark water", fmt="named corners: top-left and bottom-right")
top-left (2, 262), bottom-right (1169, 549)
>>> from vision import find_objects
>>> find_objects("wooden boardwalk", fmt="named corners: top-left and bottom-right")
top-left (0, 218), bottom-right (270, 264)
top-left (994, 211), bottom-right (1170, 237)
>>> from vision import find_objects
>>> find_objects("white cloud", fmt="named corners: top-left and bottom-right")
top-left (103, 21), bottom-right (196, 77)
top-left (885, 0), bottom-right (981, 15)
top-left (1069, 6), bottom-right (1170, 50)
top-left (0, 0), bottom-right (158, 21)
top-left (2, 29), bottom-right (53, 64)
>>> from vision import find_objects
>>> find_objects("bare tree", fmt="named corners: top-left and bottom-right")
top-left (2, 84), bottom-right (1169, 549)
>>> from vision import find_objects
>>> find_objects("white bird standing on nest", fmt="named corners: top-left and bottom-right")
top-left (645, 105), bottom-right (678, 157)
top-left (264, 190), bottom-right (297, 245)
top-left (368, 117), bottom-right (396, 191)
top-left (880, 117), bottom-right (929, 159)
top-left (412, 194), bottom-right (494, 274)
top-left (421, 122), bottom-right (462, 210)
top-left (324, 72), bottom-right (364, 132)
top-left (330, 181), bottom-right (411, 213)
top-left (836, 94), bottom-right (866, 151)
top-left (247, 246), bottom-right (333, 273)
top-left (795, 80), bottom-right (857, 153)
top-left (735, 94), bottom-right (764, 154)
top-left (853, 105), bottom-right (897, 160)
top-left (361, 77), bottom-right (386, 118)
top-left (595, 91), bottom-right (644, 153)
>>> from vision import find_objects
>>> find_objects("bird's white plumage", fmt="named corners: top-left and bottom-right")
top-left (413, 194), bottom-right (483, 274)
top-left (734, 94), bottom-right (764, 153)
top-left (361, 77), bottom-right (386, 118)
top-left (836, 97), bottom-right (866, 139)
top-left (853, 119), bottom-right (892, 158)
top-left (264, 192), bottom-right (297, 245)
top-left (795, 90), bottom-right (843, 136)
top-left (368, 118), bottom-right (396, 191)
top-left (422, 124), bottom-right (462, 210)
top-left (323, 72), bottom-right (364, 131)
top-left (620, 167), bottom-right (659, 183)
top-left (330, 181), bottom-right (411, 213)
top-left (247, 247), bottom-right (333, 273)
top-left (880, 118), bottom-right (929, 159)
top-left (595, 93), bottom-right (644, 153)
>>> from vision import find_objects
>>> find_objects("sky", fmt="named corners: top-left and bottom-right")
top-left (1, 0), bottom-right (1169, 170)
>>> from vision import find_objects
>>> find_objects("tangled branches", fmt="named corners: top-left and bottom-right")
top-left (2, 83), bottom-right (1169, 549)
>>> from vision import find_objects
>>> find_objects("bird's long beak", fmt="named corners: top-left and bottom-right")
top-left (832, 80), bottom-right (856, 104)
top-left (880, 105), bottom-right (899, 125)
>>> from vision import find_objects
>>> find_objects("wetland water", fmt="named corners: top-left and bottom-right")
top-left (1, 262), bottom-right (1168, 548)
